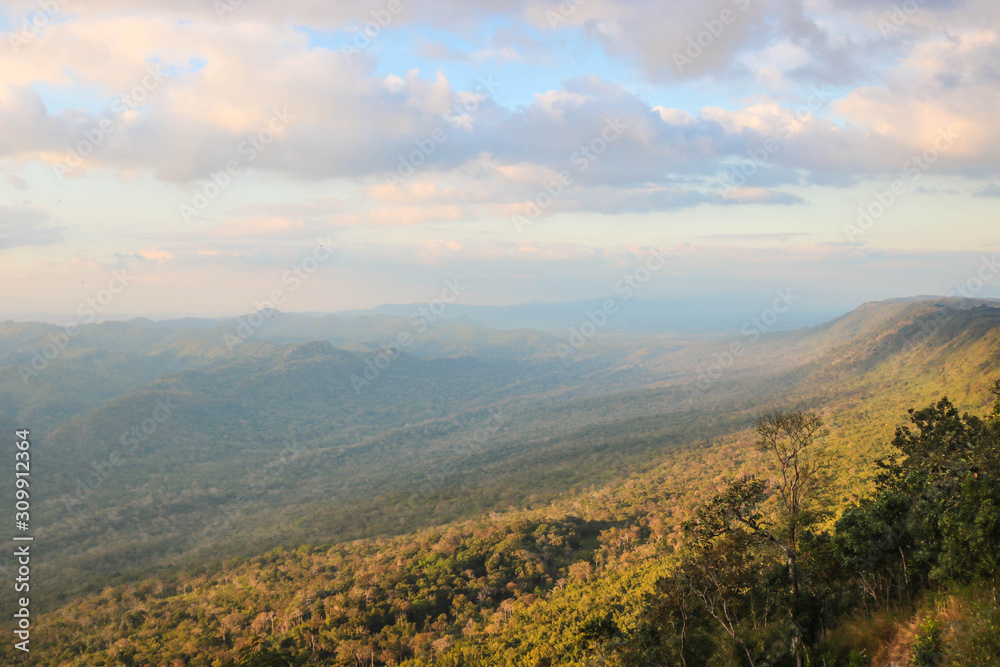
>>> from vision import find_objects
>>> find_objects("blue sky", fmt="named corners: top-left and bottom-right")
top-left (0, 0), bottom-right (997, 321)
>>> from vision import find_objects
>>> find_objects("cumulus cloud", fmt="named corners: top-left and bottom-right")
top-left (1, 0), bottom-right (997, 320)
top-left (0, 0), bottom-right (997, 222)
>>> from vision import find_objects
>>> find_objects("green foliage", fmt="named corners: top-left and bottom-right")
top-left (911, 618), bottom-right (944, 666)
top-left (234, 638), bottom-right (308, 666)
top-left (834, 387), bottom-right (1000, 610)
top-left (25, 382), bottom-right (1000, 665)
top-left (8, 298), bottom-right (1000, 664)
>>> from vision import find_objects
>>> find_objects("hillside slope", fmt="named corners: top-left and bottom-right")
top-left (11, 297), bottom-right (1000, 665)
top-left (5, 297), bottom-right (1000, 623)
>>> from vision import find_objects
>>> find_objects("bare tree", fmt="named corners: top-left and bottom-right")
top-left (753, 410), bottom-right (828, 667)
top-left (685, 411), bottom-right (829, 667)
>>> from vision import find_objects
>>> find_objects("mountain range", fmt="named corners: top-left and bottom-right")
top-left (3, 295), bottom-right (999, 664)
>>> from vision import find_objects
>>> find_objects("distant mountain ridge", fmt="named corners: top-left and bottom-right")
top-left (2, 292), bottom-right (859, 334)
top-left (2, 295), bottom-right (1000, 618)
top-left (18, 295), bottom-right (1000, 666)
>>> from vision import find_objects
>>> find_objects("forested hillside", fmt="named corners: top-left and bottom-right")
top-left (19, 383), bottom-right (1000, 665)
top-left (2, 297), bottom-right (999, 665)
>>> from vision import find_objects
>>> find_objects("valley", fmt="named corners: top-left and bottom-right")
top-left (2, 297), bottom-right (999, 663)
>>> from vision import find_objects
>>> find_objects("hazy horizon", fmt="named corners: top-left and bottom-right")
top-left (3, 1), bottom-right (1000, 664)
top-left (0, 292), bottom-right (974, 331)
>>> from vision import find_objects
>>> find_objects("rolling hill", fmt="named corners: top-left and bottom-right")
top-left (3, 296), bottom-right (1000, 664)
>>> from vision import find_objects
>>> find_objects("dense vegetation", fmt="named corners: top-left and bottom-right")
top-left (10, 383), bottom-right (1000, 665)
top-left (3, 297), bottom-right (1000, 664)
top-left (627, 384), bottom-right (1000, 665)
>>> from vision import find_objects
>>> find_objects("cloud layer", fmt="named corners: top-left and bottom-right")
top-left (0, 0), bottom-right (997, 315)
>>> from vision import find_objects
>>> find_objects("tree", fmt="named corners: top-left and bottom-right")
top-left (678, 532), bottom-right (770, 666)
top-left (837, 385), bottom-right (1000, 593)
top-left (234, 637), bottom-right (305, 666)
top-left (754, 410), bottom-right (829, 667)
top-left (684, 410), bottom-right (829, 667)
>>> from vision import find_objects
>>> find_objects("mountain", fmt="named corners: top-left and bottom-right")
top-left (17, 296), bottom-right (1000, 666)
top-left (335, 295), bottom-right (845, 335)
top-left (3, 296), bottom-right (1000, 664)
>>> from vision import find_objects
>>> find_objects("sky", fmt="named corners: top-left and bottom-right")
top-left (0, 0), bottom-right (997, 322)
